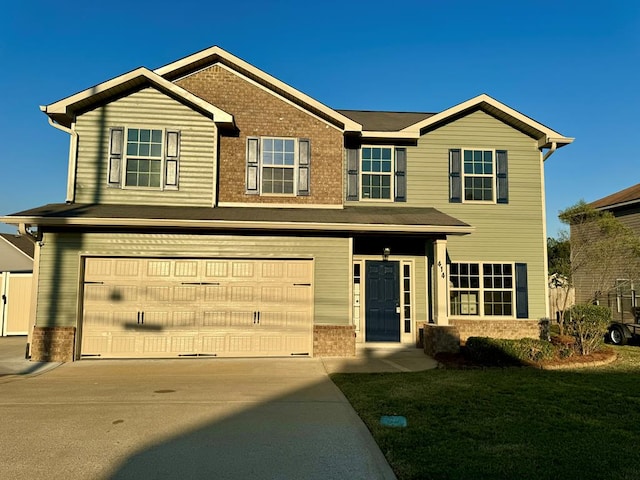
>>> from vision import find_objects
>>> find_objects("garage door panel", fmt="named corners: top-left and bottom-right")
top-left (230, 311), bottom-right (255, 327)
top-left (203, 261), bottom-right (229, 279)
top-left (231, 262), bottom-right (256, 279)
top-left (145, 285), bottom-right (172, 302)
top-left (202, 311), bottom-right (228, 327)
top-left (229, 336), bottom-right (253, 352)
top-left (82, 257), bottom-right (313, 359)
top-left (170, 336), bottom-right (196, 353)
top-left (203, 285), bottom-right (226, 302)
top-left (201, 335), bottom-right (226, 353)
top-left (112, 335), bottom-right (137, 354)
top-left (142, 336), bottom-right (168, 353)
top-left (260, 286), bottom-right (284, 303)
top-left (145, 260), bottom-right (173, 279)
top-left (259, 336), bottom-right (283, 352)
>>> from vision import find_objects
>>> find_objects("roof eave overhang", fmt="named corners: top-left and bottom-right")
top-left (592, 199), bottom-right (640, 211)
top-left (42, 67), bottom-right (235, 128)
top-left (402, 94), bottom-right (573, 146)
top-left (154, 46), bottom-right (362, 133)
top-left (2, 216), bottom-right (474, 236)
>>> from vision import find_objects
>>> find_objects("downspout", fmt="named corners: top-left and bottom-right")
top-left (540, 140), bottom-right (557, 320)
top-left (41, 107), bottom-right (78, 203)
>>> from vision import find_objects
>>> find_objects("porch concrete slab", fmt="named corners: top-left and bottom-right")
top-left (321, 343), bottom-right (439, 374)
top-left (0, 356), bottom-right (397, 480)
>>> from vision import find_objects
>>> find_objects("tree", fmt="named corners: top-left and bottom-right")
top-left (554, 200), bottom-right (640, 335)
top-left (547, 236), bottom-right (571, 277)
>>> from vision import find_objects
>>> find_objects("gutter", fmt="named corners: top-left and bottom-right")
top-left (41, 107), bottom-right (78, 203)
top-left (2, 216), bottom-right (475, 236)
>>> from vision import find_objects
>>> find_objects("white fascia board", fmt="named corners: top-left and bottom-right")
top-left (538, 136), bottom-right (575, 148)
top-left (2, 215), bottom-right (474, 236)
top-left (401, 94), bottom-right (573, 144)
top-left (361, 131), bottom-right (420, 140)
top-left (44, 67), bottom-right (234, 126)
top-left (154, 46), bottom-right (362, 132)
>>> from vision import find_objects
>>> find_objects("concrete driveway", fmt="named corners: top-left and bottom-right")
top-left (0, 337), bottom-right (436, 480)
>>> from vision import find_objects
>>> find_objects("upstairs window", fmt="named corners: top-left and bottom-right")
top-left (361, 147), bottom-right (393, 200)
top-left (125, 129), bottom-right (163, 187)
top-left (246, 137), bottom-right (310, 196)
top-left (261, 138), bottom-right (296, 194)
top-left (346, 146), bottom-right (406, 202)
top-left (449, 149), bottom-right (508, 204)
top-left (463, 149), bottom-right (494, 201)
top-left (107, 126), bottom-right (180, 190)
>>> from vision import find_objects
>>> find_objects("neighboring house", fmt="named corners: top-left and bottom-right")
top-left (0, 233), bottom-right (35, 336)
top-left (1, 46), bottom-right (573, 362)
top-left (575, 183), bottom-right (640, 322)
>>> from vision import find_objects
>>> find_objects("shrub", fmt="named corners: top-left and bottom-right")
top-left (563, 304), bottom-right (611, 355)
top-left (465, 337), bottom-right (556, 366)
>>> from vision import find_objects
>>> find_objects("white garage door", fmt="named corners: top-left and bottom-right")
top-left (81, 257), bottom-right (313, 358)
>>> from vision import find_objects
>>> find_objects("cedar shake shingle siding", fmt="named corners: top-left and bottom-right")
top-left (176, 65), bottom-right (344, 205)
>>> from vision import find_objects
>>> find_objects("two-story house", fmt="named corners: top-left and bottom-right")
top-left (2, 46), bottom-right (573, 361)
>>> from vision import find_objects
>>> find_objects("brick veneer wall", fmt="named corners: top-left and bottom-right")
top-left (423, 325), bottom-right (461, 356)
top-left (31, 326), bottom-right (76, 362)
top-left (450, 319), bottom-right (541, 342)
top-left (314, 325), bottom-right (356, 357)
top-left (176, 65), bottom-right (344, 205)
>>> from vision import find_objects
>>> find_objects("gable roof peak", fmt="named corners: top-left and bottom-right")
top-left (43, 66), bottom-right (234, 128)
top-left (154, 46), bottom-right (362, 132)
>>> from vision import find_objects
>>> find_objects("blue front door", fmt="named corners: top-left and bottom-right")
top-left (365, 261), bottom-right (400, 342)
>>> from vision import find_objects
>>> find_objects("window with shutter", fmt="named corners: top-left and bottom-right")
top-left (245, 137), bottom-right (311, 196)
top-left (107, 127), bottom-right (181, 190)
top-left (449, 148), bottom-right (509, 204)
top-left (352, 145), bottom-right (406, 202)
top-left (449, 262), bottom-right (516, 317)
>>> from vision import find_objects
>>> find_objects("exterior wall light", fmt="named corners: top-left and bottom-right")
top-left (383, 247), bottom-right (391, 261)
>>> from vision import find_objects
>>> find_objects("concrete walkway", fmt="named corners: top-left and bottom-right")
top-left (0, 337), bottom-right (438, 480)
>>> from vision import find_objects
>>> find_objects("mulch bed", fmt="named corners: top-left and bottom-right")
top-left (434, 348), bottom-right (617, 370)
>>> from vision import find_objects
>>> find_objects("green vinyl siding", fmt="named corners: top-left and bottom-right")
top-left (74, 88), bottom-right (216, 206)
top-left (409, 110), bottom-right (546, 319)
top-left (35, 232), bottom-right (350, 329)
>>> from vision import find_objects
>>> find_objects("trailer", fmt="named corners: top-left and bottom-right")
top-left (608, 321), bottom-right (640, 345)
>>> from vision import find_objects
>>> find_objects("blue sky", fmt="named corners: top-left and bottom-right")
top-left (1, 1), bottom-right (639, 236)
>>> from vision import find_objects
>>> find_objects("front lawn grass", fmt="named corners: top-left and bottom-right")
top-left (331, 346), bottom-right (640, 480)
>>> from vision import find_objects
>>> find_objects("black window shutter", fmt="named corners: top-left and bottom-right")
top-left (165, 130), bottom-right (180, 188)
top-left (449, 149), bottom-right (461, 203)
top-left (298, 139), bottom-right (310, 196)
top-left (246, 137), bottom-right (260, 194)
top-left (346, 148), bottom-right (359, 201)
top-left (108, 127), bottom-right (124, 187)
top-left (395, 148), bottom-right (407, 202)
top-left (515, 263), bottom-right (529, 318)
top-left (496, 150), bottom-right (509, 204)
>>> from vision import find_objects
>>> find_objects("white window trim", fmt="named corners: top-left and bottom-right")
top-left (259, 136), bottom-right (298, 197)
top-left (359, 145), bottom-right (395, 202)
top-left (122, 126), bottom-right (166, 191)
top-left (448, 261), bottom-right (516, 318)
top-left (461, 148), bottom-right (496, 204)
